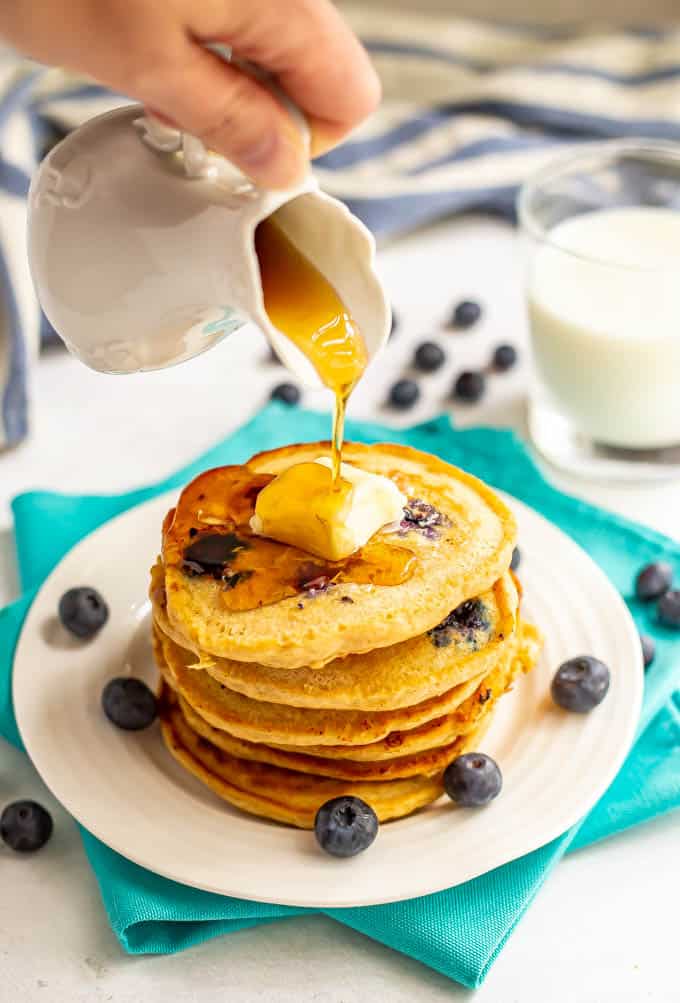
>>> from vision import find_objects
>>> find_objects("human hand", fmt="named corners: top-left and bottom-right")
top-left (0, 0), bottom-right (380, 187)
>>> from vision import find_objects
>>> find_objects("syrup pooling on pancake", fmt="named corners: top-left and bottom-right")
top-left (255, 217), bottom-right (368, 483)
top-left (163, 464), bottom-right (419, 611)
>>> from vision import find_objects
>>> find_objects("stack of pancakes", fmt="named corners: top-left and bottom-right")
top-left (151, 442), bottom-right (542, 828)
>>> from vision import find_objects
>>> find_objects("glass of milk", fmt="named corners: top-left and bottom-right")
top-left (518, 140), bottom-right (680, 481)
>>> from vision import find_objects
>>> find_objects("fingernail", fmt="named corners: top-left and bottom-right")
top-left (239, 131), bottom-right (279, 169)
top-left (239, 130), bottom-right (307, 190)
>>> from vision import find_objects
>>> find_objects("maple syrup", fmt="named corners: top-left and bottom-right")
top-left (164, 466), bottom-right (416, 611)
top-left (254, 217), bottom-right (368, 483)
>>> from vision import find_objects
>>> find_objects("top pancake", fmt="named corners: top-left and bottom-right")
top-left (161, 441), bottom-right (516, 668)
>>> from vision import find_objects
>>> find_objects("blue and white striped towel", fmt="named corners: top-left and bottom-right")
top-left (3, 11), bottom-right (680, 448)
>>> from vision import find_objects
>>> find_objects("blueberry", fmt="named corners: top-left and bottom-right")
top-left (635, 561), bottom-right (672, 601)
top-left (400, 498), bottom-right (449, 534)
top-left (388, 378), bottom-right (420, 410)
top-left (640, 633), bottom-right (655, 669)
top-left (451, 300), bottom-right (482, 330)
top-left (413, 341), bottom-right (445, 373)
top-left (493, 344), bottom-right (518, 371)
top-left (510, 546), bottom-right (521, 571)
top-left (102, 677), bottom-right (157, 730)
top-left (551, 656), bottom-right (610, 712)
top-left (453, 370), bottom-right (486, 403)
top-left (58, 587), bottom-right (109, 640)
top-left (658, 590), bottom-right (680, 629)
top-left (270, 382), bottom-right (300, 405)
top-left (444, 753), bottom-right (502, 806)
top-left (183, 532), bottom-right (249, 575)
top-left (0, 800), bottom-right (53, 853)
top-left (429, 599), bottom-right (489, 648)
top-left (448, 600), bottom-right (489, 633)
top-left (314, 796), bottom-right (378, 857)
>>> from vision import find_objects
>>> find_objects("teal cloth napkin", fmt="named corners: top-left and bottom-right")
top-left (2, 402), bottom-right (680, 988)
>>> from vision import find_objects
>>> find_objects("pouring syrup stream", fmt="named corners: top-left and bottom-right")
top-left (254, 217), bottom-right (368, 484)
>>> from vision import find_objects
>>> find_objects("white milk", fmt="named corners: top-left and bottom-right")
top-left (528, 206), bottom-right (680, 449)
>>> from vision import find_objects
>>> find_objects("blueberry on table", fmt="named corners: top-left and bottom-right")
top-left (102, 677), bottom-right (157, 730)
top-left (492, 344), bottom-right (518, 372)
top-left (388, 378), bottom-right (420, 410)
top-left (58, 587), bottom-right (109, 639)
top-left (413, 341), bottom-right (445, 373)
top-left (658, 590), bottom-right (680, 629)
top-left (510, 546), bottom-right (521, 572)
top-left (635, 561), bottom-right (672, 602)
top-left (450, 300), bottom-right (482, 330)
top-left (551, 656), bottom-right (610, 712)
top-left (270, 383), bottom-right (301, 406)
top-left (1, 800), bottom-right (53, 852)
top-left (444, 753), bottom-right (502, 806)
top-left (453, 371), bottom-right (486, 403)
top-left (314, 796), bottom-right (378, 857)
top-left (640, 633), bottom-right (655, 669)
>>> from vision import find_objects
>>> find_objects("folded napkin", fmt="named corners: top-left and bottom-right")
top-left (4, 18), bottom-right (680, 445)
top-left (2, 402), bottom-right (680, 987)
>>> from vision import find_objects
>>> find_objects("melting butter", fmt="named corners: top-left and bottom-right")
top-left (250, 458), bottom-right (406, 562)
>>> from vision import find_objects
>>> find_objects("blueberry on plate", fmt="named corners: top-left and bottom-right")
top-left (658, 589), bottom-right (680, 629)
top-left (510, 546), bottom-right (521, 572)
top-left (444, 753), bottom-right (502, 806)
top-left (314, 796), bottom-right (378, 857)
top-left (450, 300), bottom-right (482, 330)
top-left (58, 587), bottom-right (109, 639)
top-left (453, 370), bottom-right (486, 403)
top-left (413, 341), bottom-right (445, 373)
top-left (635, 561), bottom-right (672, 601)
top-left (0, 800), bottom-right (53, 852)
top-left (640, 633), bottom-right (655, 669)
top-left (492, 344), bottom-right (518, 372)
top-left (551, 656), bottom-right (610, 712)
top-left (388, 378), bottom-right (420, 410)
top-left (102, 677), bottom-right (157, 730)
top-left (270, 382), bottom-right (301, 406)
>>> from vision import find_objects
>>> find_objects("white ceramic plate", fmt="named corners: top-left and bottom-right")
top-left (14, 491), bottom-right (642, 908)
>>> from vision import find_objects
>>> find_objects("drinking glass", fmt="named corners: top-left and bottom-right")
top-left (518, 140), bottom-right (680, 482)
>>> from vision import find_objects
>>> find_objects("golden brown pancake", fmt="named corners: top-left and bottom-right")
top-left (161, 442), bottom-right (516, 668)
top-left (154, 624), bottom-right (504, 747)
top-left (159, 687), bottom-right (495, 828)
top-left (153, 619), bottom-right (541, 771)
top-left (152, 568), bottom-right (519, 711)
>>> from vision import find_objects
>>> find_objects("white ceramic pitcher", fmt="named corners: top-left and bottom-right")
top-left (27, 104), bottom-right (390, 384)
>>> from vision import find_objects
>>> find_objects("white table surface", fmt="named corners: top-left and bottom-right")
top-left (1, 215), bottom-right (678, 1002)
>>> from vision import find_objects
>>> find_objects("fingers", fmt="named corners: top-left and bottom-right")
top-left (190, 0), bottom-right (381, 153)
top-left (139, 43), bottom-right (309, 188)
top-left (8, 0), bottom-right (382, 190)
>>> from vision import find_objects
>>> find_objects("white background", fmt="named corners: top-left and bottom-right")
top-left (1, 216), bottom-right (678, 1001)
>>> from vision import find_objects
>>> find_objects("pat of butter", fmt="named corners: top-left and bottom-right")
top-left (250, 458), bottom-right (406, 561)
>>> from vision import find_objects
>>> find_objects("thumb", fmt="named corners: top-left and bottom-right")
top-left (145, 44), bottom-right (308, 189)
